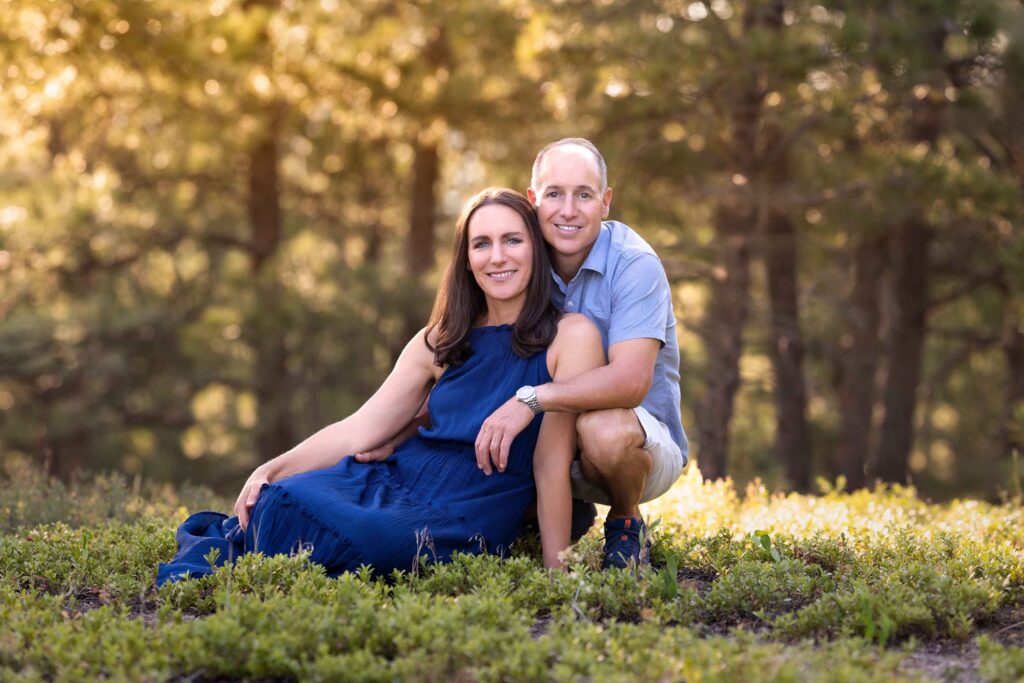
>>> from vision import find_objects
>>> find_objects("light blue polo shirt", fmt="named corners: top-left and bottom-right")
top-left (549, 220), bottom-right (688, 460)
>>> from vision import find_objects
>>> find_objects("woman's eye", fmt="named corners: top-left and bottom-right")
top-left (472, 241), bottom-right (489, 249)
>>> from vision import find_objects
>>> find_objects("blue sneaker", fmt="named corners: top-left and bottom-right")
top-left (602, 516), bottom-right (651, 569)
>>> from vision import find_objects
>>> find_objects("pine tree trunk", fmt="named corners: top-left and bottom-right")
top-left (872, 87), bottom-right (943, 484)
top-left (873, 217), bottom-right (932, 483)
top-left (248, 108), bottom-right (294, 462)
top-left (694, 3), bottom-right (775, 480)
top-left (835, 232), bottom-right (886, 489)
top-left (696, 203), bottom-right (752, 481)
top-left (400, 139), bottom-right (439, 345)
top-left (406, 140), bottom-right (438, 277)
top-left (764, 208), bottom-right (811, 490)
top-left (1002, 303), bottom-right (1024, 456)
top-left (762, 118), bottom-right (810, 491)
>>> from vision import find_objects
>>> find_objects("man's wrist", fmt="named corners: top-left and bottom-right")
top-left (515, 385), bottom-right (543, 415)
top-left (534, 383), bottom-right (553, 413)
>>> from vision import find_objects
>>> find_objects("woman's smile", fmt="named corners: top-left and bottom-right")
top-left (467, 203), bottom-right (534, 305)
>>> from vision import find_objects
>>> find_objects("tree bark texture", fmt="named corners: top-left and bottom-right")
top-left (871, 87), bottom-right (944, 484)
top-left (247, 108), bottom-right (294, 463)
top-left (399, 27), bottom-right (449, 344)
top-left (873, 217), bottom-right (932, 483)
top-left (835, 231), bottom-right (886, 489)
top-left (1002, 303), bottom-right (1024, 456)
top-left (695, 2), bottom-right (778, 480)
top-left (248, 115), bottom-right (283, 275)
top-left (764, 208), bottom-right (811, 490)
top-left (696, 203), bottom-right (753, 481)
top-left (400, 139), bottom-right (440, 345)
top-left (762, 120), bottom-right (810, 491)
top-left (406, 140), bottom-right (439, 278)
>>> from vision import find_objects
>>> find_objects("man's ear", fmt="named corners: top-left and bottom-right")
top-left (602, 187), bottom-right (613, 218)
top-left (527, 187), bottom-right (537, 205)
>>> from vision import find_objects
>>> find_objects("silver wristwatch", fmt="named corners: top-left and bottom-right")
top-left (515, 385), bottom-right (542, 415)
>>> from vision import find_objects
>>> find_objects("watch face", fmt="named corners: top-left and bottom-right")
top-left (516, 386), bottom-right (532, 400)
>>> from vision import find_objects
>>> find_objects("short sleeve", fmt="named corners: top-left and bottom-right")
top-left (608, 253), bottom-right (673, 347)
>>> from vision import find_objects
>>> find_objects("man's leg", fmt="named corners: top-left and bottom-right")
top-left (576, 408), bottom-right (652, 520)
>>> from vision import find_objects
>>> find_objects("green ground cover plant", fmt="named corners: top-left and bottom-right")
top-left (2, 462), bottom-right (1023, 681)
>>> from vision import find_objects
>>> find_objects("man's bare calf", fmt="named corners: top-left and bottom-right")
top-left (576, 408), bottom-right (653, 520)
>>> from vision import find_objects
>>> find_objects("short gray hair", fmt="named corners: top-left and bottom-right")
top-left (530, 137), bottom-right (608, 195)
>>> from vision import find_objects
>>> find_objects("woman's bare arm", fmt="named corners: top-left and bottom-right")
top-left (234, 328), bottom-right (439, 528)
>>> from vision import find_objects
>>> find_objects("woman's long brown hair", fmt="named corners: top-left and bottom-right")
top-left (425, 188), bottom-right (560, 367)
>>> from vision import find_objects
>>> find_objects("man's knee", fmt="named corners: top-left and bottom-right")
top-left (577, 409), bottom-right (647, 466)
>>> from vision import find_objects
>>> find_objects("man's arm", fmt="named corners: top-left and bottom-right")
top-left (534, 338), bottom-right (659, 412)
top-left (476, 250), bottom-right (672, 473)
top-left (474, 338), bottom-right (659, 474)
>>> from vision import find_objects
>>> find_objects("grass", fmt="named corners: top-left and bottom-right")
top-left (1, 457), bottom-right (1024, 681)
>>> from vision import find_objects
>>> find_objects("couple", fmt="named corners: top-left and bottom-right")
top-left (157, 138), bottom-right (687, 584)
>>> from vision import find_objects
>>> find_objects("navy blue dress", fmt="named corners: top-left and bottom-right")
top-left (157, 325), bottom-right (551, 584)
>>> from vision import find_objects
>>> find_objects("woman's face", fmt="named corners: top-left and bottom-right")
top-left (466, 203), bottom-right (534, 303)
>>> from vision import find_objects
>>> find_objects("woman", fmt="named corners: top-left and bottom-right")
top-left (157, 188), bottom-right (604, 583)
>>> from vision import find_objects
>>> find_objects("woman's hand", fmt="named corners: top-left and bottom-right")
top-left (234, 465), bottom-right (271, 531)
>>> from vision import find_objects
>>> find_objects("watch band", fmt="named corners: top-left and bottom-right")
top-left (516, 386), bottom-right (542, 415)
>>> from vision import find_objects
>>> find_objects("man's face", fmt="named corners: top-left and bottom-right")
top-left (528, 145), bottom-right (612, 264)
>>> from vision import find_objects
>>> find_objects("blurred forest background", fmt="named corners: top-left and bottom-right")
top-left (1, 0), bottom-right (1022, 501)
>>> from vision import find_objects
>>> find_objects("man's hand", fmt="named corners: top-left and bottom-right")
top-left (475, 396), bottom-right (535, 474)
top-left (354, 406), bottom-right (430, 463)
top-left (354, 439), bottom-right (397, 463)
top-left (233, 466), bottom-right (271, 531)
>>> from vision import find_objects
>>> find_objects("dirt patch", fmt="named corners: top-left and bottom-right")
top-left (676, 566), bottom-right (717, 596)
top-left (531, 611), bottom-right (553, 638)
top-left (979, 605), bottom-right (1024, 647)
top-left (897, 640), bottom-right (980, 683)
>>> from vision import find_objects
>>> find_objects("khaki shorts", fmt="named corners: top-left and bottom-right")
top-left (570, 406), bottom-right (685, 505)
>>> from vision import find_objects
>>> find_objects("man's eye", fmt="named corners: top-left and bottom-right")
top-left (546, 191), bottom-right (560, 198)
top-left (578, 192), bottom-right (592, 199)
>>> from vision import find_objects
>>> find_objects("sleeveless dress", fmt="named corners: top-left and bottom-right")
top-left (157, 325), bottom-right (551, 584)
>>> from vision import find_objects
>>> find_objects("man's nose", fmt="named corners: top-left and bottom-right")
top-left (559, 195), bottom-right (579, 217)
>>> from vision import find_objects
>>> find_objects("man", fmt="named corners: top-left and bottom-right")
top-left (359, 137), bottom-right (687, 569)
top-left (473, 137), bottom-right (688, 569)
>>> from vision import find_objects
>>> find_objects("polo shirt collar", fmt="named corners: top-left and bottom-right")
top-left (551, 224), bottom-right (612, 289)
top-left (579, 224), bottom-right (611, 276)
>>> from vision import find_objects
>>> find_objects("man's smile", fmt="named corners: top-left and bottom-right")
top-left (554, 224), bottom-right (583, 233)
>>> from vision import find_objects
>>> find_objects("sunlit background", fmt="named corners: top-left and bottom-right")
top-left (1, 0), bottom-right (1021, 500)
